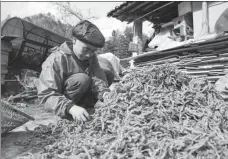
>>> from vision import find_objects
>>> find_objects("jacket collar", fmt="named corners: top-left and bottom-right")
top-left (60, 40), bottom-right (95, 69)
top-left (60, 41), bottom-right (74, 55)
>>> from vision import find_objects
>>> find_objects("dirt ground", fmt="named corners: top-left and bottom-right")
top-left (1, 99), bottom-right (61, 159)
top-left (1, 83), bottom-right (117, 159)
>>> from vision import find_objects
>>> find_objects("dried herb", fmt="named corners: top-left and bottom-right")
top-left (17, 64), bottom-right (228, 159)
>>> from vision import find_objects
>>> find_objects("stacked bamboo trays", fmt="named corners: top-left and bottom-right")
top-left (1, 100), bottom-right (35, 134)
top-left (133, 35), bottom-right (228, 83)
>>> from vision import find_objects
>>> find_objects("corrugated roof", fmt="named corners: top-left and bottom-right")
top-left (107, 1), bottom-right (180, 24)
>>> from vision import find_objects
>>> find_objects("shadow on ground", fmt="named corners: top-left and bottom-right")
top-left (1, 111), bottom-right (61, 159)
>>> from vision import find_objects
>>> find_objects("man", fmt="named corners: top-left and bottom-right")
top-left (37, 20), bottom-right (111, 123)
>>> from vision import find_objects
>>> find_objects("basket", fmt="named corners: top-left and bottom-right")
top-left (1, 100), bottom-right (35, 134)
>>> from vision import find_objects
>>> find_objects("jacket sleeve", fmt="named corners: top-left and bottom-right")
top-left (91, 55), bottom-right (110, 101)
top-left (37, 55), bottom-right (75, 119)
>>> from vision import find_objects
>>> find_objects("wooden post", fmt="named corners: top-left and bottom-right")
top-left (133, 19), bottom-right (143, 41)
top-left (201, 1), bottom-right (209, 35)
top-left (133, 19), bottom-right (143, 54)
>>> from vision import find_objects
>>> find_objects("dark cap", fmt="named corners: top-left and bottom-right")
top-left (72, 20), bottom-right (105, 48)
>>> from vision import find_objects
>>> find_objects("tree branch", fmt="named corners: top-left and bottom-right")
top-left (52, 2), bottom-right (98, 22)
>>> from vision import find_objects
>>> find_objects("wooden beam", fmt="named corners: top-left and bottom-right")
top-left (133, 19), bottom-right (143, 41)
top-left (117, 12), bottom-right (141, 21)
top-left (128, 2), bottom-right (162, 22)
top-left (141, 1), bottom-right (160, 12)
top-left (121, 39), bottom-right (228, 61)
top-left (112, 2), bottom-right (139, 16)
top-left (125, 6), bottom-right (176, 24)
top-left (128, 2), bottom-right (176, 24)
top-left (146, 4), bottom-right (178, 21)
top-left (147, 9), bottom-right (177, 23)
top-left (158, 10), bottom-right (178, 22)
top-left (201, 2), bottom-right (209, 35)
top-left (124, 2), bottom-right (161, 22)
top-left (128, 2), bottom-right (152, 13)
top-left (133, 19), bottom-right (143, 54)
top-left (110, 2), bottom-right (166, 23)
top-left (161, 21), bottom-right (174, 28)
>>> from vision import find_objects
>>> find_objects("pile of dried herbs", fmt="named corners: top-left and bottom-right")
top-left (19, 64), bottom-right (228, 159)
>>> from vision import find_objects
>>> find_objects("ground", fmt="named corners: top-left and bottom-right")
top-left (1, 83), bottom-right (117, 159)
top-left (1, 99), bottom-right (60, 159)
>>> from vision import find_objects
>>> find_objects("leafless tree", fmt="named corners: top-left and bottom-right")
top-left (52, 2), bottom-right (98, 25)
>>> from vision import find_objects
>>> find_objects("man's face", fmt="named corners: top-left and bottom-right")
top-left (73, 39), bottom-right (97, 61)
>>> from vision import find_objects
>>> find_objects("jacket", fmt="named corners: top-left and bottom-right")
top-left (37, 41), bottom-right (109, 118)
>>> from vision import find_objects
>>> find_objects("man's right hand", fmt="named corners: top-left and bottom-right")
top-left (69, 105), bottom-right (90, 122)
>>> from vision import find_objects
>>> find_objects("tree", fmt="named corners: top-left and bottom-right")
top-left (96, 26), bottom-right (149, 68)
top-left (99, 28), bottom-right (132, 59)
top-left (1, 14), bottom-right (12, 27)
top-left (112, 30), bottom-right (117, 37)
top-left (23, 13), bottom-right (73, 38)
top-left (99, 26), bottom-right (149, 60)
top-left (51, 2), bottom-right (98, 26)
top-left (124, 26), bottom-right (133, 42)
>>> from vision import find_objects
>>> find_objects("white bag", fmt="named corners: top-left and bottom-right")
top-left (215, 74), bottom-right (228, 101)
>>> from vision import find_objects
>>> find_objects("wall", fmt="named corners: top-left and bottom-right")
top-left (192, 2), bottom-right (228, 38)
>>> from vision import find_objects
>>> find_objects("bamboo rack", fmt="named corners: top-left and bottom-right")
top-left (133, 35), bottom-right (228, 83)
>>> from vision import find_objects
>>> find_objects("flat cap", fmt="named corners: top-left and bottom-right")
top-left (72, 20), bottom-right (105, 48)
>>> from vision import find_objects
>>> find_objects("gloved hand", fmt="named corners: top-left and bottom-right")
top-left (69, 105), bottom-right (90, 122)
